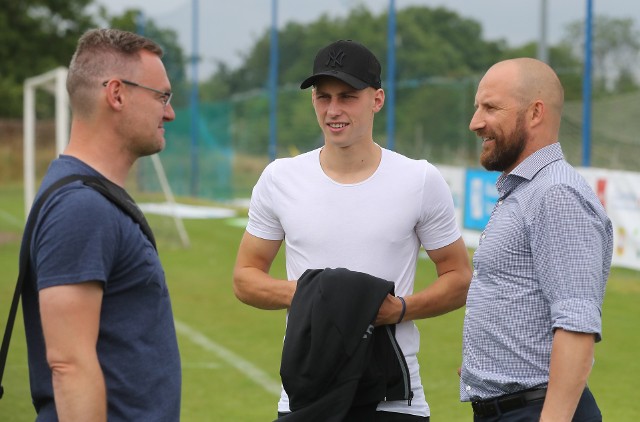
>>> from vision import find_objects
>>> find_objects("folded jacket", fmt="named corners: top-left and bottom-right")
top-left (279, 267), bottom-right (412, 422)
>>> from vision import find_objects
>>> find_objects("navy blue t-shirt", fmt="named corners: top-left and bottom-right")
top-left (21, 155), bottom-right (181, 421)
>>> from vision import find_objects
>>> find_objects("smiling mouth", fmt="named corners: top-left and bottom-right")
top-left (328, 123), bottom-right (348, 129)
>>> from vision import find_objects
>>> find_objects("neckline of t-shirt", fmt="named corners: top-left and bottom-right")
top-left (316, 144), bottom-right (384, 187)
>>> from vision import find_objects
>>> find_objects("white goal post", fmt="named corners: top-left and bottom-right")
top-left (23, 67), bottom-right (190, 247)
top-left (23, 67), bottom-right (69, 218)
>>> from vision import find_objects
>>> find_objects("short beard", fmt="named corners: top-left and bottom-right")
top-left (481, 111), bottom-right (527, 172)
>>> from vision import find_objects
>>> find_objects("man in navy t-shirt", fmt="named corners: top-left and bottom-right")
top-left (21, 28), bottom-right (181, 421)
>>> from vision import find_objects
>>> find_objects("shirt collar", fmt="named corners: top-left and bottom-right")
top-left (496, 142), bottom-right (564, 195)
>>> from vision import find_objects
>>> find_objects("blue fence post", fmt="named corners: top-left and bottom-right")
top-left (582, 0), bottom-right (593, 167)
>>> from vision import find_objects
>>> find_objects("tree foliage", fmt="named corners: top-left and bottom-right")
top-left (201, 6), bottom-right (509, 160)
top-left (0, 1), bottom-right (188, 118)
top-left (563, 15), bottom-right (640, 96)
top-left (0, 0), bottom-right (96, 117)
top-left (4, 1), bottom-right (638, 166)
top-left (198, 7), bottom-right (640, 161)
top-left (202, 6), bottom-right (505, 97)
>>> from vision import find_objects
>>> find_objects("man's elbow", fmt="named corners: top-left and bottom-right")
top-left (232, 266), bottom-right (261, 307)
top-left (232, 272), bottom-right (250, 305)
top-left (233, 284), bottom-right (253, 306)
top-left (47, 359), bottom-right (77, 380)
top-left (46, 352), bottom-right (92, 383)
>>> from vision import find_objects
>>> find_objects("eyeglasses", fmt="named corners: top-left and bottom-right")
top-left (102, 79), bottom-right (173, 107)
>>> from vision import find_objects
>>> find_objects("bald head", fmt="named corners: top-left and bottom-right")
top-left (470, 58), bottom-right (566, 172)
top-left (488, 58), bottom-right (564, 120)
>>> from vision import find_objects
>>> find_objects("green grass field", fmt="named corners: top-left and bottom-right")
top-left (0, 182), bottom-right (638, 421)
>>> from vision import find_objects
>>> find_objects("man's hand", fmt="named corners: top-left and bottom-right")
top-left (375, 294), bottom-right (405, 326)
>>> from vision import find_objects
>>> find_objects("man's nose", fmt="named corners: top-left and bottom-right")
top-left (469, 110), bottom-right (484, 132)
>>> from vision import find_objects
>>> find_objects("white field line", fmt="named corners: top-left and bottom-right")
top-left (174, 319), bottom-right (281, 396)
top-left (0, 209), bottom-right (23, 227)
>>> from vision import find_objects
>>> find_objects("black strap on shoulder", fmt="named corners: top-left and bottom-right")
top-left (0, 174), bottom-right (155, 399)
top-left (80, 176), bottom-right (156, 249)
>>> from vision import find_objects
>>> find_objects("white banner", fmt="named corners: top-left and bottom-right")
top-left (437, 165), bottom-right (640, 271)
top-left (578, 167), bottom-right (640, 271)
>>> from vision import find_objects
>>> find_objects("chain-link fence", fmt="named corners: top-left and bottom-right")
top-left (133, 78), bottom-right (640, 203)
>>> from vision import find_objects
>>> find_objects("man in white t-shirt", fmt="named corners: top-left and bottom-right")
top-left (233, 39), bottom-right (472, 421)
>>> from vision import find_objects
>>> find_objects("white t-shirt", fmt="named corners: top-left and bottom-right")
top-left (247, 145), bottom-right (461, 417)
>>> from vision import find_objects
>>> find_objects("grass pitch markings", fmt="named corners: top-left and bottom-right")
top-left (0, 208), bottom-right (22, 227)
top-left (174, 319), bottom-right (281, 395)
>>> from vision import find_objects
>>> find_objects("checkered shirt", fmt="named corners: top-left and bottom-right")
top-left (460, 143), bottom-right (613, 401)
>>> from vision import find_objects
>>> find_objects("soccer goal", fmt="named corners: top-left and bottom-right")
top-left (23, 67), bottom-right (69, 218)
top-left (23, 67), bottom-right (190, 247)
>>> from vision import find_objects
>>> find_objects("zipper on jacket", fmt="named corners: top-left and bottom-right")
top-left (385, 325), bottom-right (413, 405)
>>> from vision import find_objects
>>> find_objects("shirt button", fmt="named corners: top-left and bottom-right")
top-left (465, 309), bottom-right (469, 315)
top-left (481, 233), bottom-right (486, 239)
top-left (466, 385), bottom-right (471, 391)
top-left (473, 270), bottom-right (478, 277)
top-left (498, 200), bottom-right (503, 205)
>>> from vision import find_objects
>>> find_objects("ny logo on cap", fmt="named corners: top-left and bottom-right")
top-left (326, 50), bottom-right (345, 68)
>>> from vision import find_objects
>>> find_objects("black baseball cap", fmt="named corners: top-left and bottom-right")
top-left (300, 40), bottom-right (382, 90)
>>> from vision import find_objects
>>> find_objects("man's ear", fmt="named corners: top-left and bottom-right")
top-left (104, 80), bottom-right (125, 111)
top-left (373, 88), bottom-right (385, 113)
top-left (529, 100), bottom-right (544, 127)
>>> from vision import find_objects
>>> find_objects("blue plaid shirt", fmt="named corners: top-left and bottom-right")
top-left (460, 143), bottom-right (613, 401)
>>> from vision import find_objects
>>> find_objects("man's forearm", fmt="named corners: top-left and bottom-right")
top-left (52, 363), bottom-right (107, 422)
top-left (233, 267), bottom-right (296, 310)
top-left (541, 329), bottom-right (595, 422)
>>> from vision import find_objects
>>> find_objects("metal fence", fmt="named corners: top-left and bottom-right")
top-left (135, 79), bottom-right (640, 203)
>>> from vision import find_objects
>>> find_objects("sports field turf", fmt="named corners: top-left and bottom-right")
top-left (0, 183), bottom-right (638, 421)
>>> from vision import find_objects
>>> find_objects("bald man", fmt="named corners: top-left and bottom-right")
top-left (459, 58), bottom-right (613, 421)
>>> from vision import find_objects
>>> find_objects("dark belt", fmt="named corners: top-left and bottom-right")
top-left (471, 388), bottom-right (547, 418)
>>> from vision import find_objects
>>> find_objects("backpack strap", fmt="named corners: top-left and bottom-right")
top-left (79, 176), bottom-right (156, 250)
top-left (0, 174), bottom-right (155, 398)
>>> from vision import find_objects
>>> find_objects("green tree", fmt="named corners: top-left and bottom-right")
top-left (0, 0), bottom-right (96, 117)
top-left (202, 5), bottom-right (507, 160)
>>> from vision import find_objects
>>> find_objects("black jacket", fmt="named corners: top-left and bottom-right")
top-left (278, 268), bottom-right (412, 422)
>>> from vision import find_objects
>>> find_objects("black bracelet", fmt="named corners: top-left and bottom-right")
top-left (397, 296), bottom-right (406, 324)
